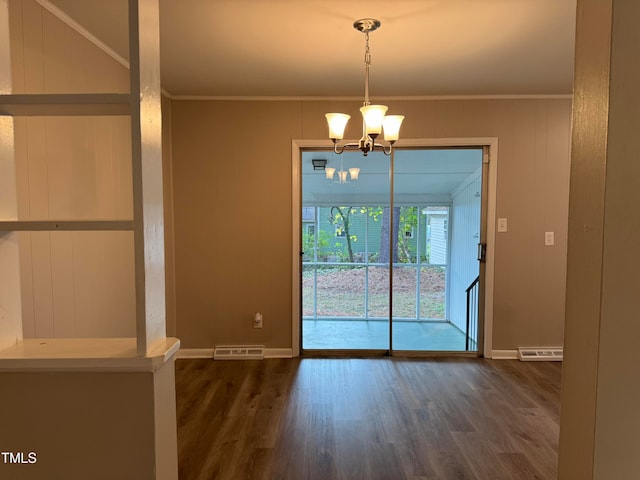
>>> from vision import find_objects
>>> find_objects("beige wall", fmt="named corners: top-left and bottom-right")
top-left (0, 370), bottom-right (155, 480)
top-left (171, 101), bottom-right (301, 348)
top-left (0, 360), bottom-right (177, 480)
top-left (162, 95), bottom-right (176, 337)
top-left (171, 97), bottom-right (572, 351)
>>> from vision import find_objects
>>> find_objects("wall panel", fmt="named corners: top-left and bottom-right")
top-left (450, 170), bottom-right (482, 334)
top-left (9, 0), bottom-right (135, 338)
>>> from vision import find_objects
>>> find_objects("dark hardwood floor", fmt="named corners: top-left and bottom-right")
top-left (176, 357), bottom-right (561, 480)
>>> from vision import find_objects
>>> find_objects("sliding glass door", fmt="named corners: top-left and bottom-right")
top-left (391, 149), bottom-right (482, 352)
top-left (301, 147), bottom-right (484, 354)
top-left (302, 151), bottom-right (390, 351)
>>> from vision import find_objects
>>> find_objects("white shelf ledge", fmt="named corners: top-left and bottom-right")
top-left (0, 93), bottom-right (131, 116)
top-left (0, 337), bottom-right (180, 372)
top-left (0, 220), bottom-right (134, 231)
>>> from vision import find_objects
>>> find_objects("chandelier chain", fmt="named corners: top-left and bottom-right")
top-left (363, 31), bottom-right (371, 106)
top-left (364, 32), bottom-right (371, 65)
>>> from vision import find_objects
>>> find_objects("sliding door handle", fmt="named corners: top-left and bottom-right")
top-left (477, 243), bottom-right (487, 263)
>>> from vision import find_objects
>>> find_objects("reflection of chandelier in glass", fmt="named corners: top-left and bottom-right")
top-left (325, 18), bottom-right (405, 157)
top-left (326, 156), bottom-right (359, 184)
top-left (325, 167), bottom-right (359, 184)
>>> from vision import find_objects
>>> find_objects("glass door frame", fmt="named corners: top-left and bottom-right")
top-left (291, 138), bottom-right (498, 358)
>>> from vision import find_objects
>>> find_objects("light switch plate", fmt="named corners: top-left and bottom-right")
top-left (545, 231), bottom-right (555, 246)
top-left (497, 218), bottom-right (508, 232)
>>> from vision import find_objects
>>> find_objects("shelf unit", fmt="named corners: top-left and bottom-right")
top-left (0, 2), bottom-right (179, 477)
top-left (0, 0), bottom-right (174, 360)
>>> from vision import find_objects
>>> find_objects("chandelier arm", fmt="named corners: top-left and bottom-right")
top-left (333, 143), bottom-right (346, 155)
top-left (333, 142), bottom-right (360, 155)
top-left (373, 142), bottom-right (393, 156)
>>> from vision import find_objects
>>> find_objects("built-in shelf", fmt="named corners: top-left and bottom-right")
top-left (0, 93), bottom-right (130, 116)
top-left (0, 0), bottom-right (166, 358)
top-left (0, 220), bottom-right (134, 231)
top-left (0, 337), bottom-right (180, 372)
top-left (0, 3), bottom-right (177, 474)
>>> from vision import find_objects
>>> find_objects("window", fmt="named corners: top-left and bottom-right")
top-left (302, 207), bottom-right (315, 222)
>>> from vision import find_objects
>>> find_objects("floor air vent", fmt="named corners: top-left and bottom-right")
top-left (214, 345), bottom-right (264, 360)
top-left (518, 347), bottom-right (563, 361)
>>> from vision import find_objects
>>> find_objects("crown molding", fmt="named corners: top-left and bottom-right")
top-left (169, 93), bottom-right (573, 102)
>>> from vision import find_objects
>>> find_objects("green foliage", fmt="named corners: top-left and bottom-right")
top-left (302, 229), bottom-right (333, 260)
top-left (329, 206), bottom-right (362, 262)
top-left (366, 206), bottom-right (420, 262)
top-left (398, 207), bottom-right (418, 263)
top-left (306, 205), bottom-right (431, 264)
top-left (399, 207), bottom-right (418, 229)
top-left (367, 206), bottom-right (382, 223)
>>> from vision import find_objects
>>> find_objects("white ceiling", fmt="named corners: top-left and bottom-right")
top-left (46, 0), bottom-right (577, 98)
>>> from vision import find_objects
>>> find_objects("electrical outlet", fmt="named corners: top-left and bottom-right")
top-left (497, 218), bottom-right (508, 233)
top-left (254, 313), bottom-right (263, 329)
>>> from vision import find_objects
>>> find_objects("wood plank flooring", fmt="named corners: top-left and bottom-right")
top-left (176, 358), bottom-right (561, 480)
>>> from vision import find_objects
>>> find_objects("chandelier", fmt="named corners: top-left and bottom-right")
top-left (325, 18), bottom-right (404, 157)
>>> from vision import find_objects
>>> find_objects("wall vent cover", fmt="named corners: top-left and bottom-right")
top-left (518, 347), bottom-right (563, 361)
top-left (214, 345), bottom-right (264, 360)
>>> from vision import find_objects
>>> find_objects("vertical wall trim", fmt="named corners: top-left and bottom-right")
top-left (129, 0), bottom-right (166, 356)
top-left (558, 0), bottom-right (613, 478)
top-left (290, 140), bottom-right (303, 357)
top-left (0, 0), bottom-right (23, 349)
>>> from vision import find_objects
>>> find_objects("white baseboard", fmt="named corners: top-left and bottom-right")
top-left (265, 348), bottom-right (293, 358)
top-left (177, 348), bottom-right (293, 360)
top-left (176, 348), bottom-right (214, 359)
top-left (518, 347), bottom-right (563, 361)
top-left (491, 349), bottom-right (519, 359)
